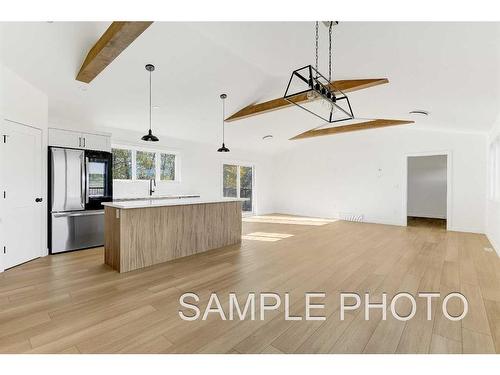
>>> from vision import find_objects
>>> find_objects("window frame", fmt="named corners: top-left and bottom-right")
top-left (221, 160), bottom-right (256, 215)
top-left (159, 153), bottom-right (177, 182)
top-left (111, 147), bottom-right (133, 181)
top-left (135, 150), bottom-right (157, 181)
top-left (111, 143), bottom-right (181, 183)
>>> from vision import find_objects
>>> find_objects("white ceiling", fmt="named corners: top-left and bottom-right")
top-left (1, 22), bottom-right (500, 153)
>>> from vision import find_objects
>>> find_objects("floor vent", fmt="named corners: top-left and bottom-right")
top-left (339, 212), bottom-right (364, 222)
top-left (484, 247), bottom-right (494, 253)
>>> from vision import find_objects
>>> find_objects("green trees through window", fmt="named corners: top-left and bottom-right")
top-left (112, 147), bottom-right (177, 182)
top-left (136, 151), bottom-right (156, 180)
top-left (223, 164), bottom-right (253, 212)
top-left (112, 149), bottom-right (132, 180)
top-left (223, 165), bottom-right (237, 198)
top-left (240, 166), bottom-right (253, 212)
top-left (161, 153), bottom-right (176, 181)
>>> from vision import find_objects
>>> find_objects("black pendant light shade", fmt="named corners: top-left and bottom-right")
top-left (217, 143), bottom-right (230, 152)
top-left (217, 93), bottom-right (230, 152)
top-left (141, 129), bottom-right (159, 142)
top-left (142, 63), bottom-right (159, 142)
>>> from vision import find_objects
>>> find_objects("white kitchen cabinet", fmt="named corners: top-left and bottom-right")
top-left (81, 132), bottom-right (111, 152)
top-left (48, 128), bottom-right (81, 149)
top-left (49, 128), bottom-right (111, 152)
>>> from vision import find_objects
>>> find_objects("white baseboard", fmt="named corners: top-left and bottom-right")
top-left (448, 225), bottom-right (485, 234)
top-left (486, 232), bottom-right (500, 257)
top-left (407, 213), bottom-right (447, 219)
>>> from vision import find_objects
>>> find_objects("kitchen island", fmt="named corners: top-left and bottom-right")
top-left (102, 198), bottom-right (243, 273)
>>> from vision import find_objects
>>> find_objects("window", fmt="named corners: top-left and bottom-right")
top-left (223, 164), bottom-right (238, 198)
top-left (136, 151), bottom-right (156, 180)
top-left (223, 164), bottom-right (254, 213)
top-left (112, 148), bottom-right (132, 180)
top-left (112, 146), bottom-right (179, 182)
top-left (240, 166), bottom-right (253, 212)
top-left (161, 153), bottom-right (176, 181)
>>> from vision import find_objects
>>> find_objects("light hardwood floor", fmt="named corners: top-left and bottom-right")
top-left (0, 215), bottom-right (499, 354)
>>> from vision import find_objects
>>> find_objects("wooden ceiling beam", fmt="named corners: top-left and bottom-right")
top-left (329, 78), bottom-right (389, 93)
top-left (290, 119), bottom-right (414, 140)
top-left (225, 78), bottom-right (388, 122)
top-left (76, 21), bottom-right (153, 83)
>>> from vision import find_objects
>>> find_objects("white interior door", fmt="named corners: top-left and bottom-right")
top-left (0, 119), bottom-right (43, 270)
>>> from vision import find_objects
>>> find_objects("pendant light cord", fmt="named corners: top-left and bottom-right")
top-left (222, 96), bottom-right (225, 143)
top-left (149, 69), bottom-right (152, 132)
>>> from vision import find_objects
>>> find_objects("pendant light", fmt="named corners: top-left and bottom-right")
top-left (141, 64), bottom-right (159, 142)
top-left (217, 93), bottom-right (230, 152)
top-left (284, 21), bottom-right (354, 124)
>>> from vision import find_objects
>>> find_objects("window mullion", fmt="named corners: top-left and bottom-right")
top-left (156, 152), bottom-right (161, 181)
top-left (132, 150), bottom-right (137, 180)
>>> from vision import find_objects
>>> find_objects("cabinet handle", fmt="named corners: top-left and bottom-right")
top-left (78, 137), bottom-right (81, 147)
top-left (83, 137), bottom-right (86, 148)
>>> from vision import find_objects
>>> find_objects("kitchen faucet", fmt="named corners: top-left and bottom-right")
top-left (149, 179), bottom-right (156, 196)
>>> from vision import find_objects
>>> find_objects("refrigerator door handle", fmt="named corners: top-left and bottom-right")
top-left (80, 153), bottom-right (86, 208)
top-left (53, 210), bottom-right (104, 218)
top-left (85, 156), bottom-right (90, 204)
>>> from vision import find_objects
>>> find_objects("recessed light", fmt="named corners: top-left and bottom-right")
top-left (152, 105), bottom-right (160, 109)
top-left (409, 110), bottom-right (429, 116)
top-left (262, 135), bottom-right (273, 140)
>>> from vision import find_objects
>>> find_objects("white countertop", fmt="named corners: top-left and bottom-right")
top-left (102, 197), bottom-right (247, 209)
top-left (113, 194), bottom-right (200, 202)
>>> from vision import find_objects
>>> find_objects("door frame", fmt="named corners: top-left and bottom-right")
top-left (402, 150), bottom-right (452, 230)
top-left (220, 160), bottom-right (256, 216)
top-left (0, 119), bottom-right (44, 272)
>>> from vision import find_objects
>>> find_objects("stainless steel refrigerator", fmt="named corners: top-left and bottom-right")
top-left (49, 147), bottom-right (112, 254)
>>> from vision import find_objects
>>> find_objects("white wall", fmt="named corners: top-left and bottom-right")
top-left (0, 64), bottom-right (49, 271)
top-left (486, 122), bottom-right (500, 254)
top-left (407, 155), bottom-right (447, 219)
top-left (271, 126), bottom-right (487, 233)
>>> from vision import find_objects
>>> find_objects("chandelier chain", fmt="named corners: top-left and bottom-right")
top-left (315, 21), bottom-right (319, 78)
top-left (329, 21), bottom-right (333, 83)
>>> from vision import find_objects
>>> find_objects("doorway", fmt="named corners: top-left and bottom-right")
top-left (0, 119), bottom-right (43, 270)
top-left (222, 163), bottom-right (254, 215)
top-left (406, 154), bottom-right (448, 229)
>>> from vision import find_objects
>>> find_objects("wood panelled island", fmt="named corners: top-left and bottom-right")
top-left (102, 198), bottom-right (243, 273)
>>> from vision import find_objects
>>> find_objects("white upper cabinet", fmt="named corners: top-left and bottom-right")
top-left (49, 128), bottom-right (111, 152)
top-left (81, 132), bottom-right (111, 152)
top-left (48, 128), bottom-right (81, 149)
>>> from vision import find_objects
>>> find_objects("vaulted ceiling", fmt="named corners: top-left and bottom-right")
top-left (1, 22), bottom-right (499, 153)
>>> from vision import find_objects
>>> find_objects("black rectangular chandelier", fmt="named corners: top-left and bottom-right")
top-left (284, 65), bottom-right (354, 124)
